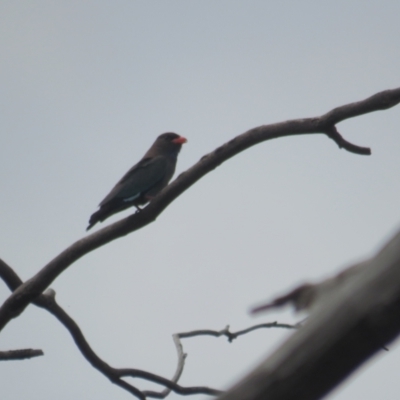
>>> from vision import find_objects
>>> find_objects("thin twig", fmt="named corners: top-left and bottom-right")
top-left (324, 126), bottom-right (371, 155)
top-left (178, 322), bottom-right (297, 343)
top-left (142, 322), bottom-right (298, 399)
top-left (143, 334), bottom-right (187, 398)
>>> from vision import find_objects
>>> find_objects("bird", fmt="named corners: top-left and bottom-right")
top-left (86, 132), bottom-right (187, 230)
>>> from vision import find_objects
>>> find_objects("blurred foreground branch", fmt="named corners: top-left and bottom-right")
top-left (219, 226), bottom-right (400, 400)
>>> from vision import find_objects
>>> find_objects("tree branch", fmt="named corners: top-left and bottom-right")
top-left (0, 260), bottom-right (221, 399)
top-left (219, 226), bottom-right (400, 400)
top-left (0, 87), bottom-right (399, 333)
top-left (143, 323), bottom-right (298, 399)
top-left (0, 259), bottom-right (298, 399)
top-left (0, 348), bottom-right (43, 361)
top-left (143, 334), bottom-right (187, 399)
top-left (177, 323), bottom-right (297, 343)
top-left (324, 126), bottom-right (371, 155)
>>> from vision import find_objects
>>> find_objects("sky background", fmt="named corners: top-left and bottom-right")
top-left (1, 1), bottom-right (400, 399)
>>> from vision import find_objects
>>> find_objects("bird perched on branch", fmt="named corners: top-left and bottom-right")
top-left (87, 132), bottom-right (187, 230)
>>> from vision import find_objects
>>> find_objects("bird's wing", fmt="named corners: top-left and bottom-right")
top-left (99, 156), bottom-right (168, 206)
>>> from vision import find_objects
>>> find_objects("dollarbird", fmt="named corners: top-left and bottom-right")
top-left (87, 132), bottom-right (187, 230)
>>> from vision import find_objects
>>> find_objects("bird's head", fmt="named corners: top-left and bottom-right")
top-left (155, 132), bottom-right (188, 155)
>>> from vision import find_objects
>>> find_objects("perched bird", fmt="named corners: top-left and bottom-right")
top-left (87, 132), bottom-right (187, 230)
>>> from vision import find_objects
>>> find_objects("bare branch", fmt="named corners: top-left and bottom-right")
top-left (1, 87), bottom-right (399, 334)
top-left (320, 88), bottom-right (400, 125)
top-left (143, 322), bottom-right (298, 399)
top-left (0, 260), bottom-right (294, 398)
top-left (0, 259), bottom-right (21, 292)
top-left (44, 298), bottom-right (222, 398)
top-left (324, 126), bottom-right (371, 155)
top-left (177, 323), bottom-right (297, 343)
top-left (0, 348), bottom-right (43, 361)
top-left (143, 334), bottom-right (187, 399)
top-left (0, 260), bottom-right (221, 399)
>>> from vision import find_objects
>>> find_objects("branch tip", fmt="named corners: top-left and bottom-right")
top-left (325, 126), bottom-right (371, 156)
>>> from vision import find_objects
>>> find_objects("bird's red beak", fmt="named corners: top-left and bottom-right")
top-left (172, 136), bottom-right (187, 144)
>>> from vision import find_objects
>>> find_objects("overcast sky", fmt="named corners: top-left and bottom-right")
top-left (1, 1), bottom-right (400, 399)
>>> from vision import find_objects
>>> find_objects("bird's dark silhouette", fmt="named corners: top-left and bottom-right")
top-left (87, 132), bottom-right (187, 230)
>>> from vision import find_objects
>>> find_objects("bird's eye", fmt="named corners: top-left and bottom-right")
top-left (167, 133), bottom-right (178, 141)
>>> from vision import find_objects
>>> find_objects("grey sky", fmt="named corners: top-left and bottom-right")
top-left (1, 1), bottom-right (400, 399)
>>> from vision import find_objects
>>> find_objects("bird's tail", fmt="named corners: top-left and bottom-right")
top-left (86, 201), bottom-right (136, 231)
top-left (86, 208), bottom-right (108, 231)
